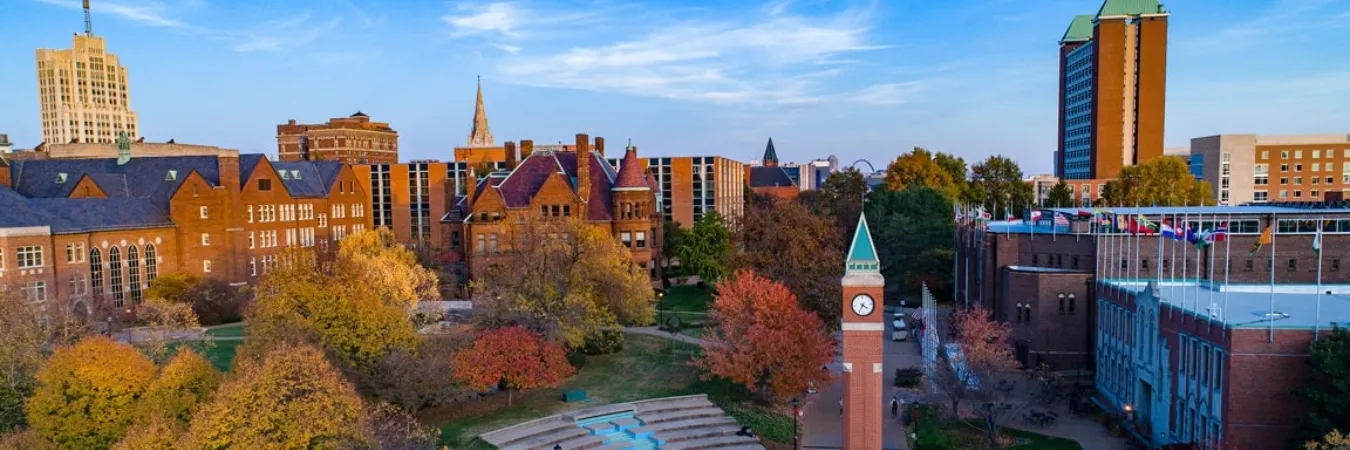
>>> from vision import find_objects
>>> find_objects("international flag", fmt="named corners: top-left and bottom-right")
top-left (1250, 223), bottom-right (1273, 255)
top-left (1313, 222), bottom-right (1323, 256)
top-left (1077, 208), bottom-right (1093, 218)
top-left (1160, 220), bottom-right (1178, 240)
top-left (1054, 213), bottom-right (1070, 227)
top-left (1211, 223), bottom-right (1228, 242)
top-left (1136, 215), bottom-right (1158, 234)
top-left (1031, 210), bottom-right (1043, 223)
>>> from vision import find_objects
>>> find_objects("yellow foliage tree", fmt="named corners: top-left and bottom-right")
top-left (337, 227), bottom-right (439, 308)
top-left (475, 218), bottom-right (656, 348)
top-left (143, 272), bottom-right (201, 303)
top-left (112, 416), bottom-right (178, 450)
top-left (132, 296), bottom-right (203, 364)
top-left (0, 429), bottom-right (59, 450)
top-left (883, 147), bottom-right (959, 197)
top-left (1100, 156), bottom-right (1214, 206)
top-left (26, 336), bottom-right (157, 450)
top-left (184, 343), bottom-right (369, 449)
top-left (1307, 429), bottom-right (1350, 450)
top-left (136, 348), bottom-right (221, 426)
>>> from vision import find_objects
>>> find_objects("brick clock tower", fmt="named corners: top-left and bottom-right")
top-left (841, 213), bottom-right (884, 449)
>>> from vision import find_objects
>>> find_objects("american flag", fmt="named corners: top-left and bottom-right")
top-left (1053, 213), bottom-right (1070, 226)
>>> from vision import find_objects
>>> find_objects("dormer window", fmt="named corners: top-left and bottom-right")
top-left (258, 179), bottom-right (272, 191)
top-left (56, 173), bottom-right (67, 183)
top-left (291, 170), bottom-right (301, 179)
top-left (166, 170), bottom-right (178, 181)
top-left (280, 171), bottom-right (290, 180)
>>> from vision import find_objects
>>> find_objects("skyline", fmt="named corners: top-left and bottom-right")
top-left (1, 0), bottom-right (1348, 173)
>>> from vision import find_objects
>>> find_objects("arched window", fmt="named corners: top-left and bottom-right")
top-left (127, 246), bottom-right (142, 303)
top-left (89, 248), bottom-right (103, 296)
top-left (109, 247), bottom-right (124, 307)
top-left (144, 245), bottom-right (158, 282)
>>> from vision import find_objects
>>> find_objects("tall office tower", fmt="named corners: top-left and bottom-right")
top-left (35, 0), bottom-right (140, 145)
top-left (1056, 0), bottom-right (1168, 180)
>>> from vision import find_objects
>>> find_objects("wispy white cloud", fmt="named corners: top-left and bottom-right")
top-left (462, 1), bottom-right (901, 106)
top-left (230, 15), bottom-right (342, 52)
top-left (32, 0), bottom-right (347, 52)
top-left (334, 0), bottom-right (384, 28)
top-left (492, 43), bottom-right (523, 54)
top-left (1180, 0), bottom-right (1343, 52)
top-left (34, 0), bottom-right (185, 28)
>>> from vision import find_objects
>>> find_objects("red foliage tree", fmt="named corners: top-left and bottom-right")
top-left (933, 305), bottom-right (1022, 450)
top-left (694, 270), bottom-right (835, 401)
top-left (453, 326), bottom-right (575, 406)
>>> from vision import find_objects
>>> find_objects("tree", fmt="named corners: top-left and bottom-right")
top-left (884, 147), bottom-right (960, 199)
top-left (367, 338), bottom-right (470, 415)
top-left (865, 186), bottom-right (955, 298)
top-left (136, 348), bottom-right (222, 426)
top-left (185, 343), bottom-right (369, 449)
top-left (1046, 181), bottom-right (1074, 208)
top-left (144, 272), bottom-right (199, 304)
top-left (677, 212), bottom-right (731, 285)
top-left (930, 305), bottom-right (1021, 450)
top-left (662, 219), bottom-right (689, 279)
top-left (112, 416), bottom-right (179, 450)
top-left (1306, 430), bottom-right (1350, 450)
top-left (1100, 156), bottom-right (1214, 206)
top-left (817, 168), bottom-right (869, 239)
top-left (0, 429), bottom-right (59, 450)
top-left (1299, 326), bottom-right (1350, 445)
top-left (969, 155), bottom-right (1033, 220)
top-left (131, 296), bottom-right (203, 364)
top-left (148, 273), bottom-right (248, 326)
top-left (362, 403), bottom-right (440, 450)
top-left (734, 199), bottom-right (845, 327)
top-left (26, 336), bottom-right (157, 450)
top-left (454, 326), bottom-right (575, 407)
top-left (694, 270), bottom-right (835, 400)
top-left (474, 218), bottom-right (655, 348)
top-left (0, 292), bottom-right (47, 432)
top-left (336, 227), bottom-right (440, 308)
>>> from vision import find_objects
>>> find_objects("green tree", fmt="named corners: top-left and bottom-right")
top-left (817, 168), bottom-right (869, 240)
top-left (662, 219), bottom-right (689, 279)
top-left (866, 186), bottom-right (955, 299)
top-left (969, 155), bottom-right (1033, 219)
top-left (1046, 181), bottom-right (1074, 208)
top-left (677, 212), bottom-right (731, 285)
top-left (185, 343), bottom-right (369, 449)
top-left (734, 198), bottom-right (845, 328)
top-left (1298, 326), bottom-right (1350, 445)
top-left (883, 147), bottom-right (960, 199)
top-left (1100, 156), bottom-right (1214, 206)
top-left (26, 336), bottom-right (157, 450)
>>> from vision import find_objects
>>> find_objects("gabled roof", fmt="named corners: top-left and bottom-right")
top-left (1097, 0), bottom-right (1165, 18)
top-left (845, 212), bottom-right (880, 273)
top-left (9, 155), bottom-right (221, 210)
top-left (86, 173), bottom-right (131, 197)
top-left (749, 166), bottom-right (794, 188)
top-left (1060, 15), bottom-right (1095, 43)
top-left (488, 150), bottom-right (622, 221)
top-left (762, 138), bottom-right (779, 165)
top-left (271, 160), bottom-right (345, 198)
top-left (238, 154), bottom-right (266, 186)
top-left (0, 186), bottom-right (173, 233)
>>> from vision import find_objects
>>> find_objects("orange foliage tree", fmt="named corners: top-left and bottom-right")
top-left (693, 270), bottom-right (835, 400)
top-left (453, 326), bottom-right (574, 407)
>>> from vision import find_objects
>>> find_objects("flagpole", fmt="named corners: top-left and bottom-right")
top-left (1208, 214), bottom-right (1216, 329)
top-left (1156, 213), bottom-right (1164, 281)
top-left (1269, 215), bottom-right (1277, 343)
top-left (1223, 213), bottom-right (1232, 338)
top-left (1169, 213), bottom-right (1178, 320)
top-left (1316, 215), bottom-right (1324, 340)
top-left (953, 205), bottom-right (960, 306)
top-left (1183, 213), bottom-right (1190, 321)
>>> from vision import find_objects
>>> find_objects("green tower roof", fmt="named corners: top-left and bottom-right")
top-left (845, 212), bottom-right (879, 273)
top-left (1097, 0), bottom-right (1166, 18)
top-left (1060, 15), bottom-right (1094, 44)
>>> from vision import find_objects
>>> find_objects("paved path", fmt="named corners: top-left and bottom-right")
top-left (621, 326), bottom-right (711, 346)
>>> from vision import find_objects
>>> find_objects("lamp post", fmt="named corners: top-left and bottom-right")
top-left (791, 397), bottom-right (800, 450)
top-left (657, 290), bottom-right (665, 329)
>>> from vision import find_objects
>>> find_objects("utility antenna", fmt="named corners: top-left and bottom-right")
top-left (83, 0), bottom-right (93, 35)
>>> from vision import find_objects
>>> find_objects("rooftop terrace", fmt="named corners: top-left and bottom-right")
top-left (1103, 280), bottom-right (1350, 330)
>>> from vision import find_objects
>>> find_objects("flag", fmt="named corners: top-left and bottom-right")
top-left (1211, 223), bottom-right (1228, 242)
top-left (1313, 222), bottom-right (1323, 256)
top-left (1136, 215), bottom-right (1159, 234)
top-left (1250, 223), bottom-right (1273, 255)
top-left (1054, 213), bottom-right (1070, 227)
top-left (1031, 210), bottom-right (1043, 223)
top-left (1077, 208), bottom-right (1093, 218)
top-left (1006, 212), bottom-right (1015, 221)
top-left (1160, 220), bottom-right (1178, 240)
top-left (980, 209), bottom-right (992, 220)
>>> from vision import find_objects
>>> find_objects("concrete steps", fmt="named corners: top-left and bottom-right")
top-left (662, 434), bottom-right (763, 450)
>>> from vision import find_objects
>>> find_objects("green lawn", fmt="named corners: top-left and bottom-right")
top-left (427, 334), bottom-right (793, 449)
top-left (165, 339), bottom-right (242, 372)
top-left (204, 322), bottom-right (247, 338)
top-left (661, 284), bottom-right (713, 312)
top-left (915, 405), bottom-right (1083, 450)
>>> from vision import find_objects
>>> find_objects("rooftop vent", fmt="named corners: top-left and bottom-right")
top-left (165, 170), bottom-right (177, 181)
top-left (1252, 310), bottom-right (1290, 319)
top-left (55, 173), bottom-right (67, 183)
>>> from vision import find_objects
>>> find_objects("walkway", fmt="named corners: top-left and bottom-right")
top-left (622, 326), bottom-right (711, 346)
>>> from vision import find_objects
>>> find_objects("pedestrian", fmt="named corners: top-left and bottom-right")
top-left (890, 398), bottom-right (899, 418)
top-left (839, 399), bottom-right (843, 416)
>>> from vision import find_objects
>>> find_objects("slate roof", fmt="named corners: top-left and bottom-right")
top-left (487, 150), bottom-right (628, 221)
top-left (762, 138), bottom-right (779, 165)
top-left (9, 155), bottom-right (221, 210)
top-left (1061, 15), bottom-right (1095, 43)
top-left (748, 166), bottom-right (795, 188)
top-left (271, 161), bottom-right (345, 198)
top-left (0, 186), bottom-right (173, 233)
top-left (238, 154), bottom-right (266, 186)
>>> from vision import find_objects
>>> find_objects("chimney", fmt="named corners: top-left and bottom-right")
top-left (521, 139), bottom-right (534, 160)
top-left (287, 119), bottom-right (296, 126)
top-left (595, 137), bottom-right (605, 158)
top-left (465, 168), bottom-right (478, 202)
top-left (576, 133), bottom-right (591, 205)
top-left (504, 141), bottom-right (518, 169)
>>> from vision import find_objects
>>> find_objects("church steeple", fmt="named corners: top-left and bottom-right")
top-left (762, 137), bottom-right (779, 167)
top-left (467, 76), bottom-right (495, 147)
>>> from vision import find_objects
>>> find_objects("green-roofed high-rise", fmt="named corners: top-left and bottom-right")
top-left (1055, 0), bottom-right (1169, 188)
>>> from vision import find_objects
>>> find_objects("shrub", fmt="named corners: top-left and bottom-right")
top-left (565, 352), bottom-right (587, 370)
top-left (581, 329), bottom-right (625, 355)
top-left (894, 368), bottom-right (923, 388)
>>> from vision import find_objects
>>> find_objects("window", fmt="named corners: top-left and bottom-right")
top-left (248, 205), bottom-right (254, 223)
top-left (17, 246), bottom-right (43, 268)
top-left (1120, 259), bottom-right (1128, 269)
top-left (250, 257), bottom-right (257, 277)
top-left (199, 206), bottom-right (209, 219)
top-left (1141, 259), bottom-right (1149, 271)
top-left (1314, 150), bottom-right (1322, 158)
top-left (66, 242), bottom-right (85, 263)
top-left (488, 234), bottom-right (499, 254)
top-left (1289, 259), bottom-right (1297, 272)
top-left (1069, 297), bottom-right (1076, 313)
top-left (1296, 150), bottom-right (1303, 159)
top-left (1245, 260), bottom-right (1253, 272)
top-left (201, 233), bottom-right (211, 246)
top-left (258, 179), bottom-right (272, 191)
top-left (563, 205), bottom-right (571, 216)
top-left (636, 232), bottom-right (647, 248)
top-left (203, 260), bottom-right (212, 273)
top-left (1032, 254), bottom-right (1039, 265)
top-left (1281, 151), bottom-right (1289, 159)
top-left (1281, 164), bottom-right (1289, 172)
top-left (110, 247), bottom-right (124, 307)
top-left (249, 232), bottom-right (255, 248)
top-left (144, 245), bottom-right (157, 282)
top-left (1297, 164), bottom-right (1304, 172)
top-left (89, 248), bottom-right (103, 295)
top-left (476, 234), bottom-right (485, 254)
top-left (1334, 259), bottom-right (1341, 272)
top-left (127, 246), bottom-right (141, 303)
top-left (21, 281), bottom-right (46, 303)
top-left (1261, 151), bottom-right (1269, 160)
top-left (69, 274), bottom-right (87, 296)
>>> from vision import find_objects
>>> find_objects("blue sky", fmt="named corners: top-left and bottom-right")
top-left (3, 0), bottom-right (1348, 174)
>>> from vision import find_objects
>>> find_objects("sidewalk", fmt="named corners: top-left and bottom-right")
top-left (621, 326), bottom-right (710, 346)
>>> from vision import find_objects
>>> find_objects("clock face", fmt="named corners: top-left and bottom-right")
top-left (851, 294), bottom-right (875, 317)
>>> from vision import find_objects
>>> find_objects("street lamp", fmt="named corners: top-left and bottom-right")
top-left (656, 290), bottom-right (666, 329)
top-left (791, 397), bottom-right (800, 450)
top-left (1123, 403), bottom-right (1134, 422)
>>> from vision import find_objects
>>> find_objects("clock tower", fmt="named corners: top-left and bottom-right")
top-left (841, 212), bottom-right (884, 449)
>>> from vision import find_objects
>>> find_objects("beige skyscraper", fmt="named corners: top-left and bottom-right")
top-left (35, 0), bottom-right (139, 145)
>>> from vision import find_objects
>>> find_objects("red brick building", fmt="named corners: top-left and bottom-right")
top-left (277, 111), bottom-right (399, 165)
top-left (0, 140), bottom-right (368, 322)
top-left (746, 138), bottom-right (798, 201)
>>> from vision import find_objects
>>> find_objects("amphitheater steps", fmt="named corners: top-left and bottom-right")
top-left (662, 434), bottom-right (763, 450)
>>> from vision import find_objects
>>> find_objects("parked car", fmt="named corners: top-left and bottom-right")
top-left (891, 317), bottom-right (909, 341)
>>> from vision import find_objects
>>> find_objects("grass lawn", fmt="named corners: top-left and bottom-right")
top-left (165, 339), bottom-right (242, 372)
top-left (204, 322), bottom-right (247, 338)
top-left (915, 405), bottom-right (1083, 450)
top-left (661, 284), bottom-right (713, 312)
top-left (425, 334), bottom-right (793, 449)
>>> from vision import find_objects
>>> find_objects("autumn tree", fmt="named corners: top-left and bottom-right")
top-left (366, 337), bottom-right (470, 415)
top-left (1306, 430), bottom-right (1350, 450)
top-left (27, 336), bottom-right (157, 450)
top-left (1046, 181), bottom-right (1074, 207)
top-left (474, 218), bottom-right (655, 348)
top-left (694, 270), bottom-right (835, 400)
top-left (734, 199), bottom-right (845, 328)
top-left (865, 186), bottom-right (955, 298)
top-left (337, 227), bottom-right (439, 308)
top-left (0, 291), bottom-right (46, 432)
top-left (147, 272), bottom-right (248, 326)
top-left (454, 326), bottom-right (575, 407)
top-left (968, 155), bottom-right (1033, 220)
top-left (131, 296), bottom-right (203, 364)
top-left (1298, 326), bottom-right (1350, 444)
top-left (362, 402), bottom-right (440, 450)
top-left (112, 416), bottom-right (179, 450)
top-left (816, 167), bottom-right (869, 239)
top-left (136, 348), bottom-right (222, 426)
top-left (884, 147), bottom-right (961, 199)
top-left (662, 219), bottom-right (689, 280)
top-left (931, 305), bottom-right (1021, 450)
top-left (185, 343), bottom-right (369, 449)
top-left (0, 429), bottom-right (58, 450)
top-left (677, 212), bottom-right (732, 285)
top-left (1100, 156), bottom-right (1213, 206)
